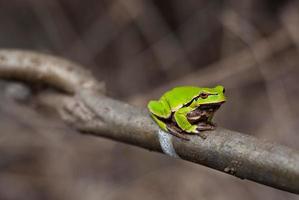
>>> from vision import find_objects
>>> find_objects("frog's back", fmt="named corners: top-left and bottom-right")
top-left (163, 86), bottom-right (200, 111)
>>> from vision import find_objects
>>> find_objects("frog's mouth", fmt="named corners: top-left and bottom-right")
top-left (199, 102), bottom-right (223, 110)
top-left (187, 102), bottom-right (224, 123)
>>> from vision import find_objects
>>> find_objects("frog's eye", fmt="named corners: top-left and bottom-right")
top-left (223, 88), bottom-right (226, 94)
top-left (199, 92), bottom-right (209, 99)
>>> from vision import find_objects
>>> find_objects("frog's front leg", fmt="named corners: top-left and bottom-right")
top-left (174, 107), bottom-right (207, 139)
top-left (174, 107), bottom-right (198, 133)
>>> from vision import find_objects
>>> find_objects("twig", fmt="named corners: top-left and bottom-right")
top-left (0, 49), bottom-right (104, 93)
top-left (119, 0), bottom-right (193, 75)
top-left (281, 2), bottom-right (299, 50)
top-left (127, 30), bottom-right (290, 105)
top-left (222, 9), bottom-right (297, 145)
top-left (29, 0), bottom-right (98, 66)
top-left (0, 49), bottom-right (298, 194)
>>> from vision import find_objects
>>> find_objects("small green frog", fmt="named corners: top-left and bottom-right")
top-left (148, 85), bottom-right (226, 140)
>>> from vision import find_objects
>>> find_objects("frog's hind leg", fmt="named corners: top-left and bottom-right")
top-left (150, 114), bottom-right (168, 132)
top-left (148, 99), bottom-right (189, 140)
top-left (166, 123), bottom-right (190, 141)
top-left (147, 99), bottom-right (171, 119)
top-left (150, 114), bottom-right (189, 140)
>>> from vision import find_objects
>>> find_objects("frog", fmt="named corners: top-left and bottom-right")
top-left (147, 85), bottom-right (226, 140)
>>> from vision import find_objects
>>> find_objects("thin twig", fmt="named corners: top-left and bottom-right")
top-left (0, 49), bottom-right (298, 194)
top-left (0, 49), bottom-right (104, 93)
top-left (119, 0), bottom-right (193, 75)
top-left (127, 30), bottom-right (290, 106)
top-left (29, 0), bottom-right (98, 66)
top-left (281, 2), bottom-right (299, 50)
top-left (222, 9), bottom-right (297, 144)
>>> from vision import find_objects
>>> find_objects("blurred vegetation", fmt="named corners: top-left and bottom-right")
top-left (0, 0), bottom-right (298, 199)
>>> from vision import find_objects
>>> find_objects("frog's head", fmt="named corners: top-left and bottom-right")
top-left (195, 85), bottom-right (226, 107)
top-left (187, 85), bottom-right (226, 123)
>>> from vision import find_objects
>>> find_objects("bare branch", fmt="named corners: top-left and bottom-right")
top-left (281, 2), bottom-right (299, 52)
top-left (0, 49), bottom-right (298, 194)
top-left (0, 49), bottom-right (104, 93)
top-left (128, 30), bottom-right (290, 105)
top-left (119, 0), bottom-right (193, 75)
top-left (222, 9), bottom-right (298, 145)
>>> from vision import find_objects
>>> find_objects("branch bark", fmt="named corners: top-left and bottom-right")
top-left (0, 49), bottom-right (298, 194)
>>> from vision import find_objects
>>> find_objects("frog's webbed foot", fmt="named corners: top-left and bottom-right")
top-left (166, 124), bottom-right (190, 141)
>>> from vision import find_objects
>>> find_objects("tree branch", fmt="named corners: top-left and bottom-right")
top-left (0, 49), bottom-right (298, 194)
top-left (0, 49), bottom-right (104, 93)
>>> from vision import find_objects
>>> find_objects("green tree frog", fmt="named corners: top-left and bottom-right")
top-left (147, 85), bottom-right (226, 140)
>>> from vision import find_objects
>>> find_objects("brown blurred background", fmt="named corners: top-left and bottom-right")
top-left (0, 0), bottom-right (299, 199)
